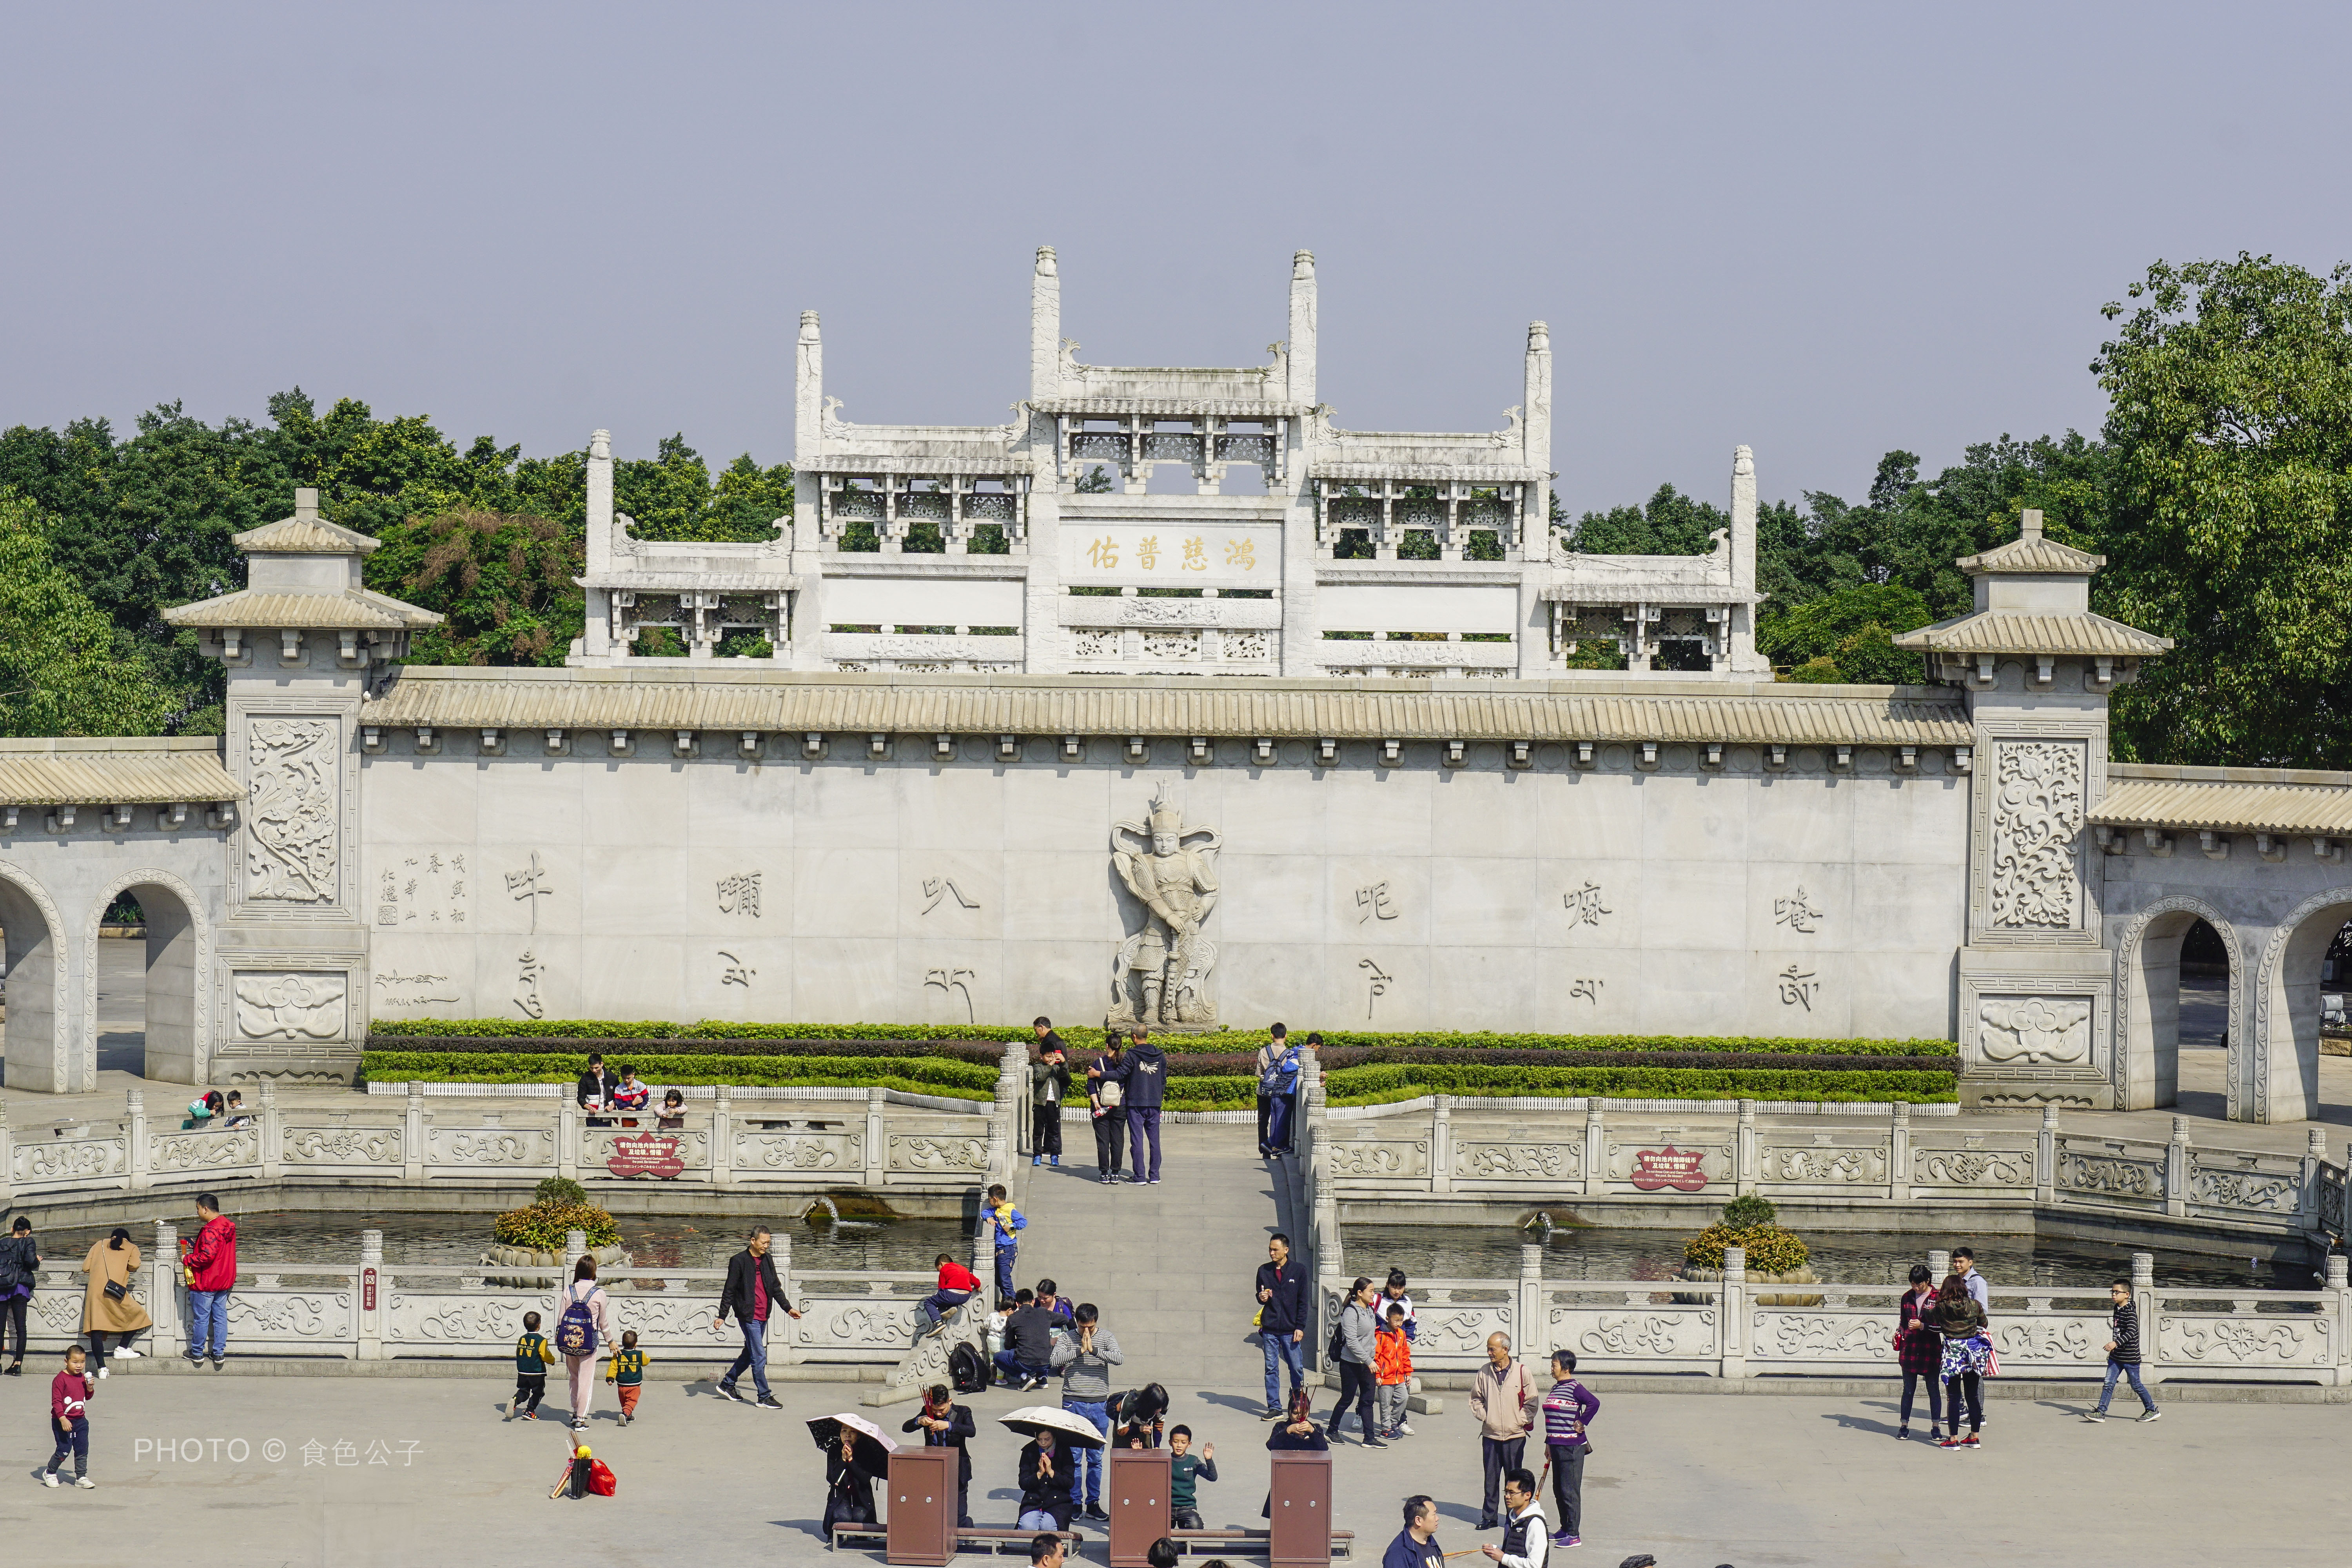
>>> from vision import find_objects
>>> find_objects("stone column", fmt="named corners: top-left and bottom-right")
top-left (562, 1228), bottom-right (586, 1290)
top-left (1430, 1097), bottom-right (1453, 1196)
top-left (1517, 1242), bottom-right (1546, 1365)
top-left (1279, 251), bottom-right (1321, 677)
top-left (971, 1221), bottom-right (997, 1315)
top-left (1021, 247), bottom-right (1066, 673)
top-left (2132, 1250), bottom-right (2159, 1386)
top-left (405, 1084), bottom-right (425, 1182)
top-left (126, 1089), bottom-right (148, 1192)
top-left (1725, 445), bottom-right (1766, 673)
top-left (2165, 1116), bottom-right (2190, 1218)
top-left (1735, 1100), bottom-right (1757, 1196)
top-left (2301, 1127), bottom-right (2327, 1230)
top-left (789, 312), bottom-right (828, 667)
top-left (773, 1231), bottom-right (797, 1366)
top-left (1719, 1245), bottom-right (1746, 1380)
top-left (1516, 322), bottom-right (1553, 677)
top-left (1287, 250), bottom-right (1317, 406)
top-left (0, 1095), bottom-right (12, 1207)
top-left (1581, 1103), bottom-right (1605, 1198)
top-left (1927, 1248), bottom-right (1951, 1281)
top-left (260, 1082), bottom-right (281, 1181)
top-left (2034, 1106), bottom-right (2058, 1205)
top-left (557, 1099), bottom-right (577, 1182)
top-left (357, 1228), bottom-right (384, 1361)
top-left (151, 1220), bottom-right (181, 1361)
top-left (864, 1087), bottom-right (887, 1189)
top-left (2327, 1252), bottom-right (2349, 1388)
top-left (1889, 1102), bottom-right (1910, 1201)
top-left (1031, 246), bottom-right (1061, 405)
top-left (712, 1086), bottom-right (736, 1189)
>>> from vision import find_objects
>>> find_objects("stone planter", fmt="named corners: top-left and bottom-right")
top-left (1673, 1263), bottom-right (1823, 1308)
top-left (479, 1241), bottom-right (629, 1289)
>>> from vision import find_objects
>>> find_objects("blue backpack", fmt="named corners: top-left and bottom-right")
top-left (554, 1281), bottom-right (601, 1358)
top-left (1259, 1047), bottom-right (1301, 1094)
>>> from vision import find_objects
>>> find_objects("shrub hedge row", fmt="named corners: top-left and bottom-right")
top-left (367, 1018), bottom-right (1955, 1058)
top-left (359, 1051), bottom-right (1954, 1107)
top-left (359, 1051), bottom-right (997, 1100)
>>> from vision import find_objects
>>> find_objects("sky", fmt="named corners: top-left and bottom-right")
top-left (6, 2), bottom-right (2351, 517)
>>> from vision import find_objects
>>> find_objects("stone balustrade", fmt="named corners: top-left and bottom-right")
top-left (1307, 1243), bottom-right (2352, 1386)
top-left (0, 1081), bottom-right (1015, 1204)
top-left (14, 1220), bottom-right (973, 1365)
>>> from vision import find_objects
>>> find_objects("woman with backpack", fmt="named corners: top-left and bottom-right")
top-left (553, 1256), bottom-right (613, 1431)
top-left (0, 1216), bottom-right (40, 1375)
top-left (1259, 1033), bottom-right (1303, 1158)
top-left (1932, 1272), bottom-right (1991, 1448)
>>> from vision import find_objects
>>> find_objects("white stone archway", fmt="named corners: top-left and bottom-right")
top-left (2250, 886), bottom-right (2352, 1125)
top-left (80, 867), bottom-right (213, 1087)
top-left (2111, 895), bottom-right (2243, 1114)
top-left (0, 858), bottom-right (74, 1093)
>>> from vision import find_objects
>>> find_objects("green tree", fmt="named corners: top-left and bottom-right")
top-left (1759, 584), bottom-right (1934, 684)
top-left (614, 435), bottom-right (789, 543)
top-left (2094, 254), bottom-right (2352, 766)
top-left (1567, 483), bottom-right (1727, 555)
top-left (1073, 465), bottom-right (1115, 494)
top-left (371, 510), bottom-right (584, 666)
top-left (0, 498), bottom-right (178, 736)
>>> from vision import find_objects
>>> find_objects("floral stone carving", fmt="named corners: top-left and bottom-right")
top-left (1109, 784), bottom-right (1221, 1025)
top-left (245, 717), bottom-right (341, 903)
top-left (1978, 996), bottom-right (2093, 1064)
top-left (234, 973), bottom-right (347, 1042)
top-left (1989, 739), bottom-right (2084, 929)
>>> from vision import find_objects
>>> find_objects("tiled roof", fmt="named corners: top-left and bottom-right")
top-left (577, 573), bottom-right (801, 592)
top-left (234, 513), bottom-right (380, 555)
top-left (1892, 611), bottom-right (2171, 656)
top-left (2090, 768), bottom-right (2352, 835)
top-left (1035, 398), bottom-right (1314, 417)
top-left (1312, 463), bottom-right (1542, 484)
top-left (358, 669), bottom-right (1973, 746)
top-left (0, 741), bottom-right (239, 805)
top-left (164, 588), bottom-right (443, 631)
top-left (800, 454), bottom-right (1033, 475)
top-left (1956, 534), bottom-right (2105, 575)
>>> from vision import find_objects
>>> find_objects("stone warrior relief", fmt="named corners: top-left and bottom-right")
top-left (1109, 784), bottom-right (1220, 1027)
top-left (245, 718), bottom-right (340, 902)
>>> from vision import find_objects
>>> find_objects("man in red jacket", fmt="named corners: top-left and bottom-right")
top-left (920, 1252), bottom-right (982, 1338)
top-left (180, 1193), bottom-right (237, 1368)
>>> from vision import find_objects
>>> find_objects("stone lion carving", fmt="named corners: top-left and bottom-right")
top-left (1109, 784), bottom-right (1221, 1025)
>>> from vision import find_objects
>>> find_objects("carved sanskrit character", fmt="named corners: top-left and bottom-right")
top-left (1111, 785), bottom-right (1221, 1024)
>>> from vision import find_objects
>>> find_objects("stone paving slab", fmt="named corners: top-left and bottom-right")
top-left (0, 1366), bottom-right (2342, 1566)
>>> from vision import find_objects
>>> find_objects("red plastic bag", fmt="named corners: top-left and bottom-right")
top-left (587, 1459), bottom-right (617, 1497)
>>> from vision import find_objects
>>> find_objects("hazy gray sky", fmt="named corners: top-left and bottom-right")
top-left (7, 3), bottom-right (2349, 516)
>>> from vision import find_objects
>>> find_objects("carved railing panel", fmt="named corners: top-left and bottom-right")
top-left (731, 1130), bottom-right (863, 1176)
top-left (2158, 1306), bottom-right (2336, 1376)
top-left (13, 1136), bottom-right (130, 1190)
top-left (1326, 1136), bottom-right (1431, 1183)
top-left (1756, 1138), bottom-right (1889, 1190)
top-left (148, 1128), bottom-right (263, 1181)
top-left (1908, 1140), bottom-right (2037, 1192)
top-left (886, 1133), bottom-right (990, 1175)
top-left (283, 1123), bottom-right (405, 1168)
top-left (1452, 1140), bottom-right (1580, 1184)
top-left (2053, 1135), bottom-right (2167, 1209)
top-left (1552, 1307), bottom-right (1718, 1371)
top-left (228, 1285), bottom-right (356, 1352)
top-left (423, 1125), bottom-right (559, 1171)
top-left (2185, 1151), bottom-right (2304, 1221)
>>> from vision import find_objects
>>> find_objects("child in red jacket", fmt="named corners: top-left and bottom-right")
top-left (44, 1345), bottom-right (94, 1488)
top-left (920, 1253), bottom-right (982, 1338)
top-left (1372, 1303), bottom-right (1414, 1441)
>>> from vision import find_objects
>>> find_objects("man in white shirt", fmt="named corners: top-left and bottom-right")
top-left (1482, 1469), bottom-right (1548, 1568)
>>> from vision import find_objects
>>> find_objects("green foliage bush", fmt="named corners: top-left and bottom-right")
top-left (361, 1051), bottom-right (996, 1100)
top-left (1719, 1193), bottom-right (1779, 1229)
top-left (1683, 1223), bottom-right (1811, 1275)
top-left (368, 1017), bottom-right (1955, 1058)
top-left (534, 1176), bottom-right (588, 1206)
top-left (494, 1199), bottom-right (620, 1252)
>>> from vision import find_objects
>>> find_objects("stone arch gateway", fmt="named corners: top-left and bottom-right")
top-left (2109, 896), bottom-right (2243, 1114)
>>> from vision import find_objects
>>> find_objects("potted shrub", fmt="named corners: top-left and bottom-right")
top-left (1677, 1193), bottom-right (1820, 1306)
top-left (482, 1177), bottom-right (628, 1285)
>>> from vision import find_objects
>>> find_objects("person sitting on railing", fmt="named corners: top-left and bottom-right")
top-left (922, 1253), bottom-right (983, 1338)
top-left (610, 1066), bottom-right (652, 1129)
top-left (181, 1091), bottom-right (223, 1131)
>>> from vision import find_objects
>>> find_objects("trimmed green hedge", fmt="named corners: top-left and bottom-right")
top-left (359, 1051), bottom-right (996, 1100)
top-left (368, 1018), bottom-right (1955, 1058)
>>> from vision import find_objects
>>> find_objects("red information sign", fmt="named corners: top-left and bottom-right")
top-left (362, 1266), bottom-right (377, 1312)
top-left (1628, 1145), bottom-right (1710, 1192)
top-left (606, 1132), bottom-right (686, 1180)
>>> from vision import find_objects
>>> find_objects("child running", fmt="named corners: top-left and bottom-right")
top-left (509, 1310), bottom-right (555, 1421)
top-left (607, 1330), bottom-right (647, 1425)
top-left (1167, 1425), bottom-right (1216, 1529)
top-left (43, 1345), bottom-right (95, 1488)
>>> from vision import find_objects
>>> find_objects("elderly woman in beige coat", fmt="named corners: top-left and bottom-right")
top-left (81, 1228), bottom-right (152, 1377)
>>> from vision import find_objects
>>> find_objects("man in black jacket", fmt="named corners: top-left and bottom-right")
top-left (903, 1383), bottom-right (979, 1526)
top-left (1254, 1231), bottom-right (1309, 1418)
top-left (576, 1053), bottom-right (619, 1127)
top-left (713, 1226), bottom-right (798, 1409)
top-left (1117, 1029), bottom-right (1167, 1184)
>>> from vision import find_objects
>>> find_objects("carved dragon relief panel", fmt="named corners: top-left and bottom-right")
top-left (1988, 739), bottom-right (2085, 930)
top-left (245, 717), bottom-right (342, 904)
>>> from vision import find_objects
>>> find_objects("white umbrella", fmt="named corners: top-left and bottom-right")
top-left (808, 1410), bottom-right (899, 1472)
top-left (997, 1405), bottom-right (1107, 1449)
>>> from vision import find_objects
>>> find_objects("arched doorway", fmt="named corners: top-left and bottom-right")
top-left (2114, 898), bottom-right (2239, 1113)
top-left (81, 871), bottom-right (209, 1087)
top-left (0, 862), bottom-right (71, 1093)
top-left (2253, 891), bottom-right (2352, 1125)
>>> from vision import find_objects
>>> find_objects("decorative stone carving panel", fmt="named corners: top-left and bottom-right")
top-left (2159, 1313), bottom-right (2332, 1368)
top-left (1991, 1316), bottom-right (2102, 1365)
top-left (1988, 739), bottom-right (2085, 930)
top-left (887, 1134), bottom-right (989, 1172)
top-left (284, 1125), bottom-right (404, 1165)
top-left (2185, 1156), bottom-right (2302, 1216)
top-left (1909, 1144), bottom-right (2036, 1189)
top-left (228, 1290), bottom-right (354, 1345)
top-left (1563, 1309), bottom-right (1715, 1361)
top-left (1328, 1138), bottom-right (1430, 1180)
top-left (245, 717), bottom-right (342, 904)
top-left (233, 972), bottom-right (347, 1042)
top-left (1454, 1142), bottom-right (1580, 1181)
top-left (389, 1293), bottom-right (519, 1345)
top-left (424, 1126), bottom-right (559, 1168)
top-left (793, 1298), bottom-right (923, 1350)
top-left (14, 1138), bottom-right (128, 1185)
top-left (1753, 1312), bottom-right (1883, 1361)
top-left (150, 1129), bottom-right (262, 1175)
top-left (2056, 1149), bottom-right (2164, 1204)
top-left (733, 1131), bottom-right (862, 1171)
top-left (1758, 1145), bottom-right (1887, 1185)
top-left (1978, 996), bottom-right (2093, 1064)
top-left (1404, 1305), bottom-right (1513, 1362)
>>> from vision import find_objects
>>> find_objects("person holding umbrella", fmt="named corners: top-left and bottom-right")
top-left (808, 1412), bottom-right (896, 1539)
top-left (1002, 1405), bottom-right (1102, 1533)
top-left (902, 1383), bottom-right (978, 1528)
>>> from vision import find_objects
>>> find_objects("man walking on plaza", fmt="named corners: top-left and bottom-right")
top-left (713, 1226), bottom-right (796, 1408)
top-left (180, 1193), bottom-right (237, 1368)
top-left (1050, 1302), bottom-right (1122, 1521)
top-left (2083, 1277), bottom-right (2160, 1424)
top-left (1119, 1027), bottom-right (1167, 1183)
top-left (1469, 1332), bottom-right (1537, 1530)
top-left (1254, 1232), bottom-right (1309, 1418)
top-left (1384, 1495), bottom-right (1446, 1568)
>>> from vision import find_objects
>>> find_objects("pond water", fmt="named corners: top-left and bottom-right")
top-left (1342, 1224), bottom-right (2321, 1292)
top-left (29, 1210), bottom-right (971, 1275)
